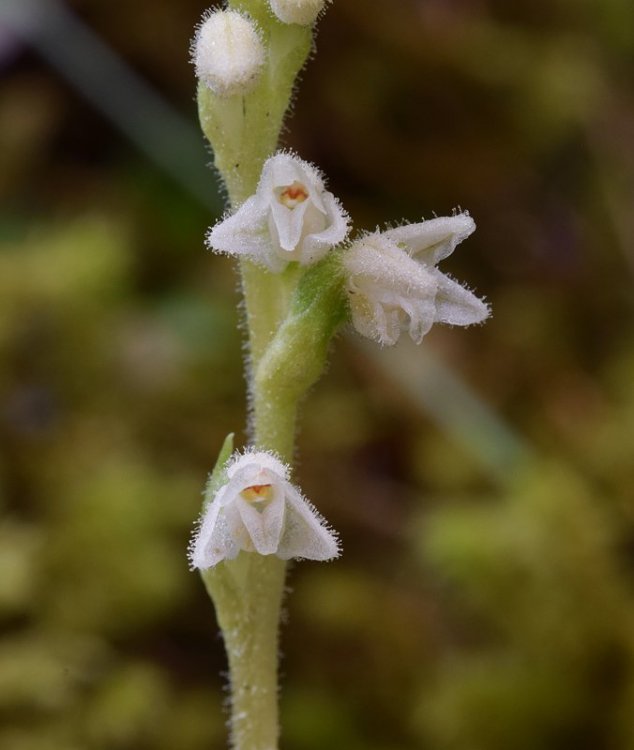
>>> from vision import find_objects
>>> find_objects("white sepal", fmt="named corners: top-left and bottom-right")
top-left (343, 213), bottom-right (490, 346)
top-left (206, 152), bottom-right (349, 272)
top-left (192, 10), bottom-right (266, 97)
top-left (383, 213), bottom-right (476, 266)
top-left (189, 451), bottom-right (340, 569)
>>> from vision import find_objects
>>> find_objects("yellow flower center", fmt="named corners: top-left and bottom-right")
top-left (240, 483), bottom-right (273, 505)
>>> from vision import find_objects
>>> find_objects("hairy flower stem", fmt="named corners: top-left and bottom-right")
top-left (201, 261), bottom-right (295, 750)
top-left (203, 177), bottom-right (301, 750)
top-left (195, 7), bottom-right (315, 747)
top-left (244, 271), bottom-right (302, 462)
top-left (202, 553), bottom-right (286, 750)
top-left (203, 257), bottom-right (344, 738)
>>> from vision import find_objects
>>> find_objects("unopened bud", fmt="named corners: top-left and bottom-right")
top-left (269, 0), bottom-right (326, 26)
top-left (193, 10), bottom-right (266, 97)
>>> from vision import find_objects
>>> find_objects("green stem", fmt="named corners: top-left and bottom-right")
top-left (209, 273), bottom-right (297, 750)
top-left (206, 236), bottom-right (346, 750)
top-left (242, 261), bottom-right (302, 460)
top-left (207, 162), bottom-right (299, 750)
top-left (241, 262), bottom-right (300, 368)
top-left (251, 254), bottom-right (348, 465)
top-left (202, 554), bottom-right (286, 750)
top-left (196, 10), bottom-right (314, 748)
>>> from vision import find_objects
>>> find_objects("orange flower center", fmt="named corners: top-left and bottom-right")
top-left (241, 484), bottom-right (273, 504)
top-left (278, 181), bottom-right (309, 209)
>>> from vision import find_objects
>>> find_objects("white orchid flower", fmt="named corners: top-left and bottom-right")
top-left (206, 153), bottom-right (349, 272)
top-left (189, 451), bottom-right (340, 569)
top-left (343, 213), bottom-right (490, 346)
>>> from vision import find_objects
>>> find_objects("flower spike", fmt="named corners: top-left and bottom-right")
top-left (206, 152), bottom-right (349, 272)
top-left (189, 450), bottom-right (340, 569)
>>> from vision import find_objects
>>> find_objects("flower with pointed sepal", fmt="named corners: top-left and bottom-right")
top-left (189, 450), bottom-right (340, 568)
top-left (343, 213), bottom-right (490, 346)
top-left (206, 152), bottom-right (349, 272)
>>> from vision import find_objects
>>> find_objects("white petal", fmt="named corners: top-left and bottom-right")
top-left (299, 192), bottom-right (349, 265)
top-left (430, 269), bottom-right (491, 326)
top-left (399, 294), bottom-right (437, 344)
top-left (262, 152), bottom-right (325, 197)
top-left (189, 499), bottom-right (239, 569)
top-left (348, 282), bottom-right (396, 345)
top-left (344, 235), bottom-right (432, 292)
top-left (383, 214), bottom-right (475, 266)
top-left (268, 197), bottom-right (313, 253)
top-left (227, 451), bottom-right (289, 480)
top-left (277, 486), bottom-right (340, 561)
top-left (206, 199), bottom-right (277, 268)
top-left (235, 486), bottom-right (286, 555)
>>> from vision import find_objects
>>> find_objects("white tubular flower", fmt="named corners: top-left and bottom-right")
top-left (189, 451), bottom-right (340, 569)
top-left (206, 152), bottom-right (349, 272)
top-left (269, 0), bottom-right (326, 25)
top-left (192, 10), bottom-right (266, 97)
top-left (343, 213), bottom-right (490, 346)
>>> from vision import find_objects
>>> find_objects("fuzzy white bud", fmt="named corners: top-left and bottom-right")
top-left (192, 10), bottom-right (266, 97)
top-left (269, 0), bottom-right (326, 26)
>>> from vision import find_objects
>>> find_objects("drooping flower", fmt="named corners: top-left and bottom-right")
top-left (269, 0), bottom-right (327, 26)
top-left (189, 450), bottom-right (340, 569)
top-left (343, 213), bottom-right (490, 346)
top-left (192, 9), bottom-right (266, 98)
top-left (206, 152), bottom-right (349, 272)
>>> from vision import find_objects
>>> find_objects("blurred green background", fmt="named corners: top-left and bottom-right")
top-left (1, 1), bottom-right (634, 748)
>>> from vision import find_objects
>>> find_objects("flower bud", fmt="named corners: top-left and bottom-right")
top-left (192, 10), bottom-right (266, 98)
top-left (269, 0), bottom-right (326, 26)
